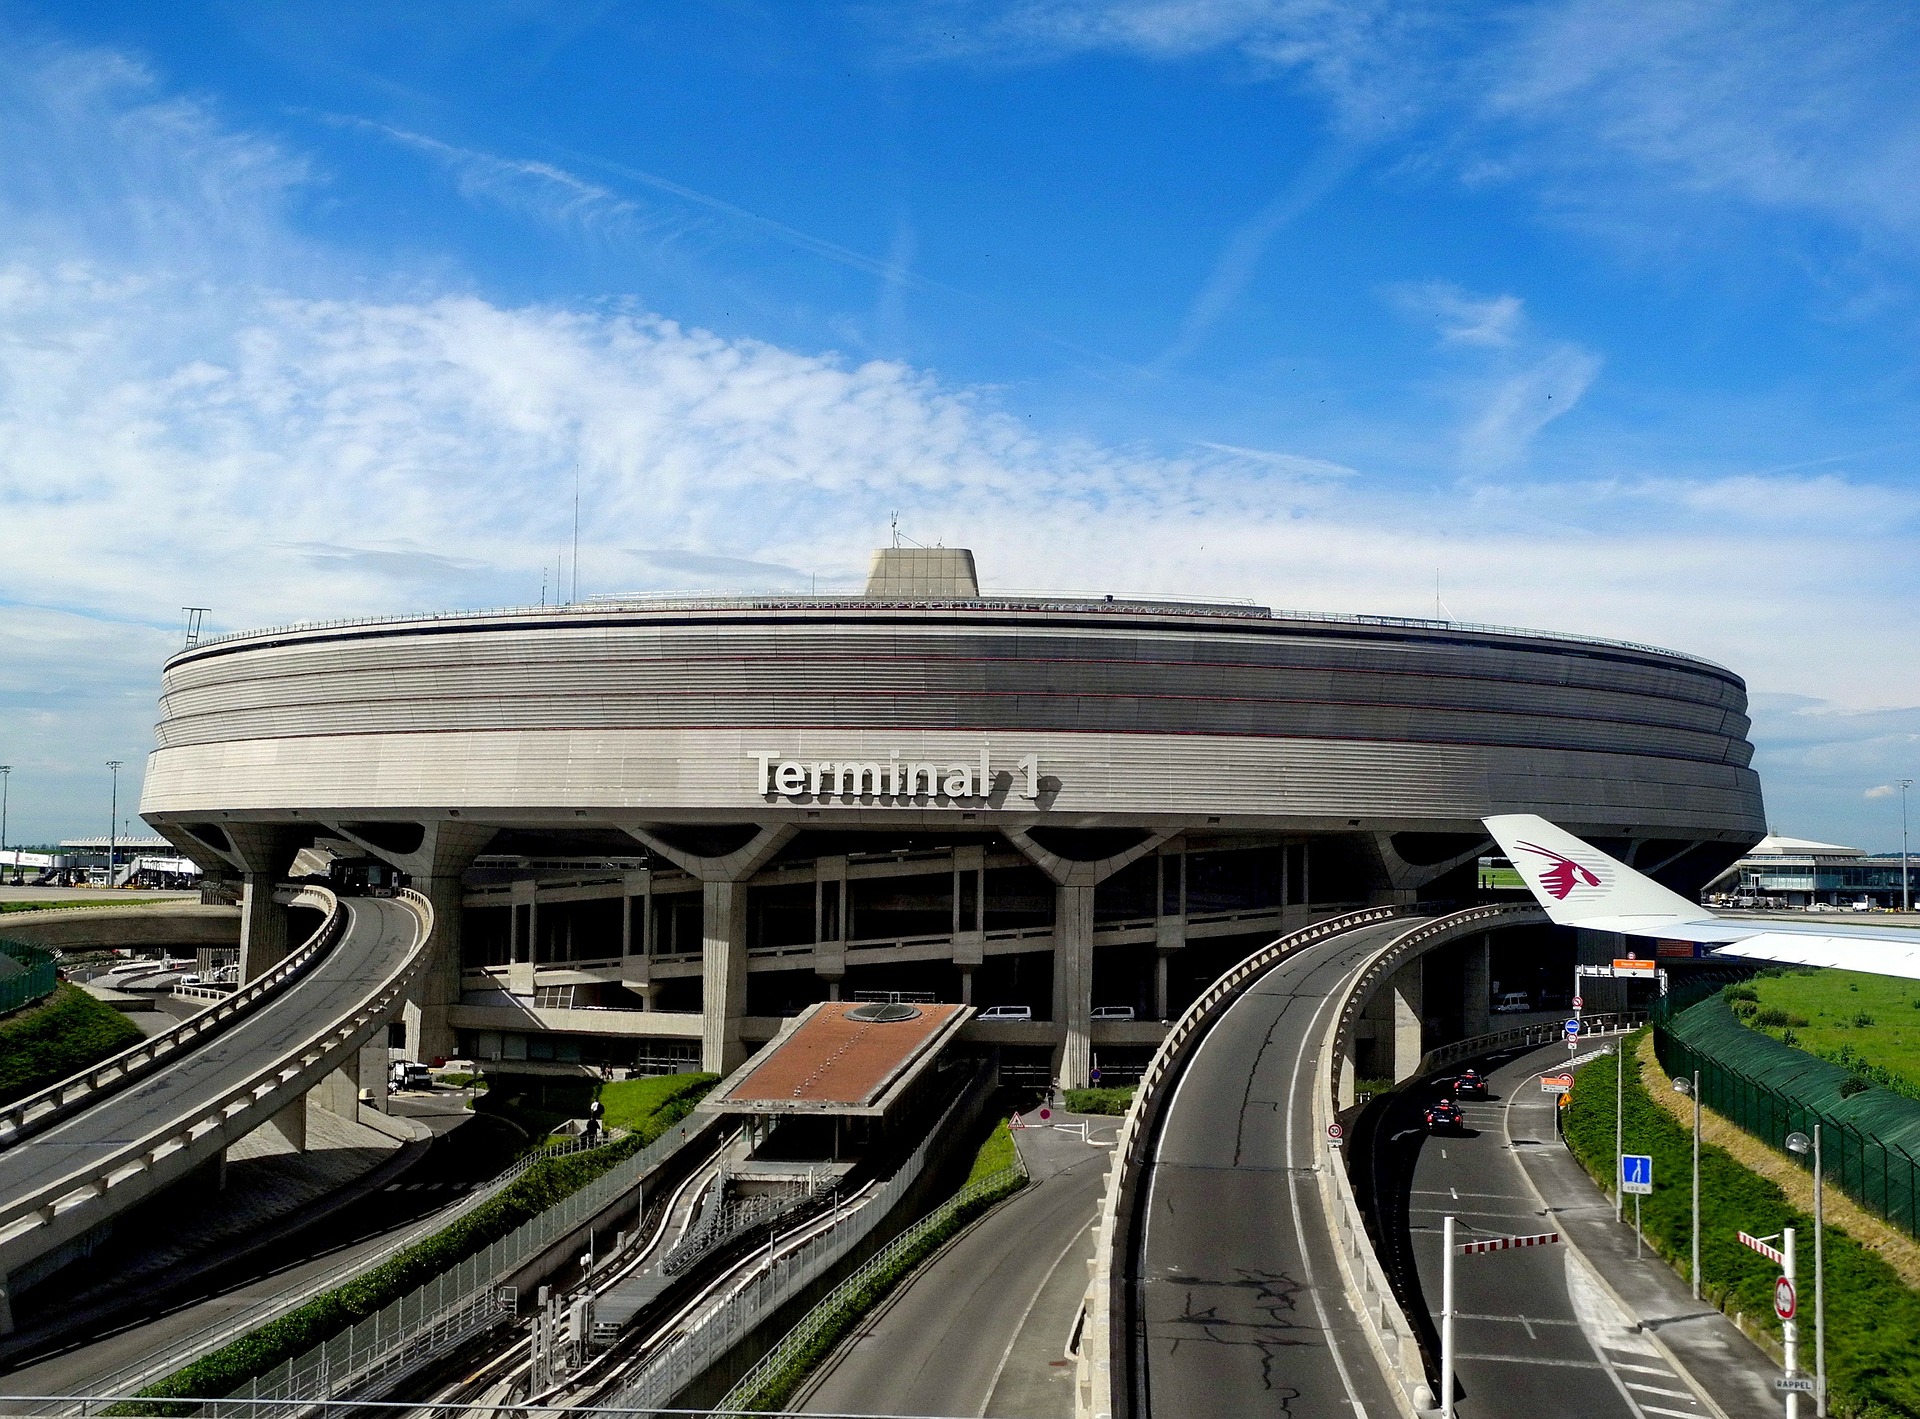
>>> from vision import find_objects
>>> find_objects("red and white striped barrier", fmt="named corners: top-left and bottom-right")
top-left (1457, 1231), bottom-right (1561, 1255)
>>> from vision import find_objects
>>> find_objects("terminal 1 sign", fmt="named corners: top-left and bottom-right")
top-left (754, 749), bottom-right (1043, 804)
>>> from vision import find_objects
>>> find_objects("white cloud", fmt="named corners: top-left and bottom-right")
top-left (1867, 784), bottom-right (1897, 799)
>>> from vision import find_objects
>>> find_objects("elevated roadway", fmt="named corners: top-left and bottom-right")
top-left (1129, 917), bottom-right (1407, 1418)
top-left (0, 895), bottom-right (430, 1329)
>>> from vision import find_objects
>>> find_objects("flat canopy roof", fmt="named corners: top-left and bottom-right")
top-left (706, 1001), bottom-right (972, 1118)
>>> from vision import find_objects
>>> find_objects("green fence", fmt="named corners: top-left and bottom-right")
top-left (1654, 991), bottom-right (1920, 1238)
top-left (0, 938), bottom-right (58, 1016)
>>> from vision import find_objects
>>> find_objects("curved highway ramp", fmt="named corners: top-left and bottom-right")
top-left (0, 893), bottom-right (431, 1332)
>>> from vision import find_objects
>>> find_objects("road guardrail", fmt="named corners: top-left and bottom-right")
top-left (0, 887), bottom-right (346, 1150)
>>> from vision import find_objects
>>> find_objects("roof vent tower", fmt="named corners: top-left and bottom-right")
top-left (862, 546), bottom-right (979, 599)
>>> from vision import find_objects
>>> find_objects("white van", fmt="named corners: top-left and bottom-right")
top-left (1092, 1005), bottom-right (1136, 1021)
top-left (976, 1004), bottom-right (1033, 1021)
top-left (1493, 991), bottom-right (1531, 1014)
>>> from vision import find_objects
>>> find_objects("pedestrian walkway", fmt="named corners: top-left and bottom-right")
top-left (1510, 1048), bottom-right (1782, 1418)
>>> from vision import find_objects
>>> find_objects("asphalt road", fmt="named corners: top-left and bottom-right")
top-left (802, 1110), bottom-right (1117, 1418)
top-left (0, 896), bottom-right (421, 1206)
top-left (1133, 919), bottom-right (1405, 1419)
top-left (1375, 1044), bottom-right (1718, 1419)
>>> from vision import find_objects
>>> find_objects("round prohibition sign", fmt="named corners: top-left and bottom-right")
top-left (1775, 1276), bottom-right (1797, 1322)
top-left (1327, 1122), bottom-right (1344, 1141)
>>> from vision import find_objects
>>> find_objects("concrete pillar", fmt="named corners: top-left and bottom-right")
top-left (1338, 1033), bottom-right (1358, 1110)
top-left (314, 1059), bottom-right (361, 1122)
top-left (960, 966), bottom-right (974, 1005)
top-left (239, 871), bottom-right (290, 983)
top-left (1154, 950), bottom-right (1172, 1021)
top-left (1462, 933), bottom-right (1491, 1038)
top-left (702, 880), bottom-right (750, 1075)
top-left (1390, 960), bottom-right (1424, 1082)
top-left (509, 881), bottom-right (535, 997)
top-left (412, 875), bottom-right (466, 1064)
top-left (359, 1040), bottom-right (390, 1112)
top-left (262, 1093), bottom-right (309, 1151)
top-left (1053, 884), bottom-right (1095, 1089)
top-left (815, 855), bottom-right (847, 996)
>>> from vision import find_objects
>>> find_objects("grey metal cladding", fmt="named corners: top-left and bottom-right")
top-left (154, 613), bottom-right (1756, 772)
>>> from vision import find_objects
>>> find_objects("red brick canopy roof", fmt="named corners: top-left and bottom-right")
top-left (728, 1002), bottom-right (966, 1108)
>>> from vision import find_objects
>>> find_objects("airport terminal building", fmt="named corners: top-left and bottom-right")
top-left (138, 548), bottom-right (1767, 1086)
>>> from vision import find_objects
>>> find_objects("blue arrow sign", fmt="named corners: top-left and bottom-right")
top-left (1565, 1018), bottom-right (1581, 1036)
top-left (1621, 1153), bottom-right (1653, 1194)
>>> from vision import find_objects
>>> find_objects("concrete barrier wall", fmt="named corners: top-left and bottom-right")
top-left (0, 904), bottom-right (239, 950)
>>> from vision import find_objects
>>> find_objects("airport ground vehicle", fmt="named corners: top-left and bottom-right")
top-left (1092, 1005), bottom-right (1136, 1021)
top-left (976, 1004), bottom-right (1033, 1021)
top-left (1493, 991), bottom-right (1531, 1014)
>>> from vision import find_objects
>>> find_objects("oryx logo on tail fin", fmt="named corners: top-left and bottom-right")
top-left (1516, 841), bottom-right (1602, 901)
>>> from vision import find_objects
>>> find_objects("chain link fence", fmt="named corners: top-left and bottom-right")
top-left (1656, 995), bottom-right (1920, 1238)
top-left (0, 938), bottom-right (57, 1015)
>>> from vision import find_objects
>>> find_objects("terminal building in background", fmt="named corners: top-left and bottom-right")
top-left (1707, 833), bottom-right (1915, 910)
top-left (138, 547), bottom-right (1767, 1087)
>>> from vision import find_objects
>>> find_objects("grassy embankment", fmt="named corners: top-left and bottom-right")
top-left (1742, 970), bottom-right (1920, 1102)
top-left (0, 983), bottom-right (143, 1104)
top-left (1566, 1029), bottom-right (1920, 1418)
top-left (128, 1072), bottom-right (716, 1406)
top-left (739, 1118), bottom-right (1030, 1412)
top-left (1063, 1085), bottom-right (1136, 1115)
top-left (476, 1071), bottom-right (705, 1146)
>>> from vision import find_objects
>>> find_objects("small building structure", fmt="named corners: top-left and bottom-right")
top-left (1706, 834), bottom-right (1915, 909)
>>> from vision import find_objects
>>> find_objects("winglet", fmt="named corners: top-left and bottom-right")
top-left (1481, 814), bottom-right (1707, 929)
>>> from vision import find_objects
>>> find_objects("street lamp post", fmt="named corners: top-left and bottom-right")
top-left (1789, 1128), bottom-right (1827, 1416)
top-left (1901, 780), bottom-right (1913, 914)
top-left (106, 760), bottom-right (122, 889)
top-left (1615, 1040), bottom-right (1625, 1222)
top-left (1674, 1071), bottom-right (1701, 1299)
top-left (0, 764), bottom-right (11, 858)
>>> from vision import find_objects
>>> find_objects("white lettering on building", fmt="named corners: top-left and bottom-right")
top-left (754, 750), bottom-right (1041, 803)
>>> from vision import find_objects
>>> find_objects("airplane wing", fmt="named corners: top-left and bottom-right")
top-left (1482, 814), bottom-right (1920, 981)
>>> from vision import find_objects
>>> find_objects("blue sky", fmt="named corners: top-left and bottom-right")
top-left (0, 0), bottom-right (1917, 848)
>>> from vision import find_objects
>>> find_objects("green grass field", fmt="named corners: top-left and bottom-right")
top-left (1748, 970), bottom-right (1920, 1093)
top-left (0, 984), bottom-right (144, 1104)
top-left (1478, 867), bottom-right (1526, 889)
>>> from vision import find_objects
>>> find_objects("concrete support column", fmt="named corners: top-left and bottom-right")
top-left (814, 855), bottom-right (847, 996)
top-left (239, 872), bottom-right (290, 983)
top-left (1462, 933), bottom-right (1491, 1037)
top-left (702, 880), bottom-right (750, 1075)
top-left (509, 881), bottom-right (535, 997)
top-left (1337, 1032), bottom-right (1358, 1111)
top-left (262, 1093), bottom-right (309, 1152)
top-left (1390, 959), bottom-right (1424, 1082)
top-left (1052, 884), bottom-right (1095, 1089)
top-left (1154, 950), bottom-right (1172, 1022)
top-left (411, 875), bottom-right (465, 1064)
top-left (359, 1040), bottom-right (389, 1112)
top-left (314, 1060), bottom-right (361, 1123)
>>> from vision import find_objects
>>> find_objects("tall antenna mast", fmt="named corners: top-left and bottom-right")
top-left (572, 466), bottom-right (581, 602)
top-left (890, 511), bottom-right (900, 549)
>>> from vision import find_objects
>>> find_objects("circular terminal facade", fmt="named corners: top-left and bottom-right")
top-left (141, 548), bottom-right (1764, 1086)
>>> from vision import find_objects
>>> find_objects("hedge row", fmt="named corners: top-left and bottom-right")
top-left (738, 1167), bottom-right (1029, 1412)
top-left (1565, 1033), bottom-right (1920, 1419)
top-left (0, 983), bottom-right (143, 1104)
top-left (1063, 1085), bottom-right (1136, 1116)
top-left (132, 1072), bottom-right (716, 1404)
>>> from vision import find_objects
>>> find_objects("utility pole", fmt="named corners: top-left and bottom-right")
top-left (1675, 1071), bottom-right (1701, 1298)
top-left (1615, 1041), bottom-right (1625, 1222)
top-left (106, 760), bottom-right (122, 889)
top-left (1, 764), bottom-right (11, 854)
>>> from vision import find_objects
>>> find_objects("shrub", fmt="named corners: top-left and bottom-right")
top-left (0, 984), bottom-right (144, 1104)
top-left (1566, 1033), bottom-right (1920, 1418)
top-left (131, 1073), bottom-right (715, 1403)
top-left (1724, 984), bottom-right (1760, 1003)
top-left (1064, 1085), bottom-right (1136, 1115)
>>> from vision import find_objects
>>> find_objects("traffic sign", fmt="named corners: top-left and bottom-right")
top-left (1090, 1067), bottom-right (1102, 1084)
top-left (1038, 1107), bottom-right (1051, 1121)
top-left (1327, 1122), bottom-right (1345, 1141)
top-left (1775, 1276), bottom-right (1797, 1321)
top-left (1621, 1153), bottom-right (1653, 1194)
top-left (1775, 1374), bottom-right (1817, 1394)
top-left (1564, 1017), bottom-right (1581, 1036)
top-left (1572, 994), bottom-right (1584, 1010)
top-left (1541, 1073), bottom-right (1574, 1094)
top-left (1612, 958), bottom-right (1658, 975)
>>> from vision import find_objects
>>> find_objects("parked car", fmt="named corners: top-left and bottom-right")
top-left (390, 1061), bottom-right (434, 1091)
top-left (976, 1004), bottom-right (1034, 1021)
top-left (1092, 1005), bottom-right (1136, 1021)
top-left (1424, 1098), bottom-right (1466, 1132)
top-left (1451, 1069), bottom-right (1488, 1099)
top-left (1493, 991), bottom-right (1531, 1014)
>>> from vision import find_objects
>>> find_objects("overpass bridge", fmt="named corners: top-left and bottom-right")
top-left (0, 890), bottom-right (433, 1332)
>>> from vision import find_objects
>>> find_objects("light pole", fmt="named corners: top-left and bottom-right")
top-left (1615, 1041), bottom-right (1625, 1222)
top-left (106, 760), bottom-right (122, 889)
top-left (0, 764), bottom-right (11, 858)
top-left (1900, 780), bottom-right (1913, 914)
top-left (1789, 1128), bottom-right (1827, 1416)
top-left (1442, 1213), bottom-right (1456, 1419)
top-left (1674, 1072), bottom-right (1701, 1298)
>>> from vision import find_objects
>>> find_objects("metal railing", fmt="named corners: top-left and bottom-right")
top-left (0, 888), bottom-right (345, 1148)
top-left (1418, 1011), bottom-right (1647, 1076)
top-left (0, 940), bottom-right (57, 1016)
top-left (600, 1065), bottom-right (994, 1413)
top-left (66, 1133), bottom-right (626, 1403)
top-left (191, 1114), bottom-right (725, 1415)
top-left (1079, 904), bottom-right (1406, 1419)
top-left (715, 1155), bottom-right (1030, 1414)
top-left (0, 891), bottom-right (430, 1275)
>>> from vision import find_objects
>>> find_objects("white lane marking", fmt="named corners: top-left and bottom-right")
top-left (1611, 1361), bottom-right (1678, 1376)
top-left (1626, 1382), bottom-right (1696, 1399)
top-left (978, 1219), bottom-right (1095, 1416)
top-left (1456, 1353), bottom-right (1604, 1369)
top-left (1450, 1187), bottom-right (1459, 1200)
top-left (1640, 1407), bottom-right (1705, 1417)
top-left (1285, 955), bottom-right (1375, 1419)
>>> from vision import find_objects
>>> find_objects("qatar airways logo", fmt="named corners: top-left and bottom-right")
top-left (1515, 840), bottom-right (1605, 901)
